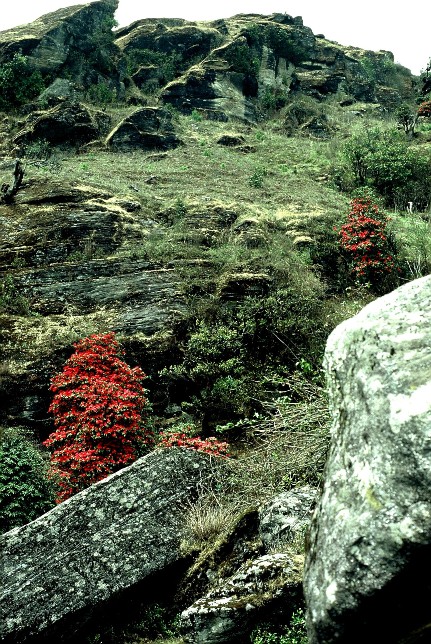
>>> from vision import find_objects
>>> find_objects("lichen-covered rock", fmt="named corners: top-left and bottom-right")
top-left (180, 553), bottom-right (303, 643)
top-left (106, 107), bottom-right (182, 150)
top-left (304, 275), bottom-right (431, 643)
top-left (259, 485), bottom-right (318, 552)
top-left (0, 448), bottom-right (222, 643)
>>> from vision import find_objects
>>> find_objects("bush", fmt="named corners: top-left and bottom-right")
top-left (336, 198), bottom-right (397, 292)
top-left (251, 608), bottom-right (308, 643)
top-left (44, 332), bottom-right (153, 502)
top-left (0, 53), bottom-right (45, 109)
top-left (340, 126), bottom-right (431, 210)
top-left (0, 426), bottom-right (56, 534)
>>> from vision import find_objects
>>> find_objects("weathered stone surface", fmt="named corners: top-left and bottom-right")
top-left (106, 107), bottom-right (182, 150)
top-left (180, 553), bottom-right (303, 643)
top-left (0, 448), bottom-right (221, 643)
top-left (259, 485), bottom-right (317, 551)
top-left (304, 275), bottom-right (431, 643)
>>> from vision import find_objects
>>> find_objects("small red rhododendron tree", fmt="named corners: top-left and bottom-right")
top-left (44, 332), bottom-right (153, 503)
top-left (159, 431), bottom-right (230, 458)
top-left (418, 100), bottom-right (431, 118)
top-left (336, 198), bottom-right (396, 289)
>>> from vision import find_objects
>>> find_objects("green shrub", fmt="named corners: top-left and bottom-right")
top-left (161, 283), bottom-right (327, 425)
top-left (0, 275), bottom-right (31, 315)
top-left (266, 25), bottom-right (308, 64)
top-left (338, 126), bottom-right (431, 210)
top-left (0, 426), bottom-right (57, 534)
top-left (252, 608), bottom-right (308, 643)
top-left (0, 53), bottom-right (45, 109)
top-left (86, 82), bottom-right (117, 105)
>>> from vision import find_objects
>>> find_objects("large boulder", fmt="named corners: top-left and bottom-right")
top-left (14, 101), bottom-right (104, 146)
top-left (106, 107), bottom-right (182, 150)
top-left (0, 448), bottom-right (222, 643)
top-left (304, 275), bottom-right (431, 643)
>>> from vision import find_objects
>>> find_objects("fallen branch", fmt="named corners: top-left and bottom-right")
top-left (1, 159), bottom-right (24, 204)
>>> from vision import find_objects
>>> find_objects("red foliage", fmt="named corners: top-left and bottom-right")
top-left (159, 431), bottom-right (231, 458)
top-left (418, 100), bottom-right (431, 118)
top-left (336, 198), bottom-right (396, 286)
top-left (44, 333), bottom-right (153, 502)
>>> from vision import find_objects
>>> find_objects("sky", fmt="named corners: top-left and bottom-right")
top-left (0, 0), bottom-right (429, 76)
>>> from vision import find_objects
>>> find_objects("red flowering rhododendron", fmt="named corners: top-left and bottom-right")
top-left (44, 332), bottom-right (153, 503)
top-left (418, 100), bottom-right (431, 118)
top-left (159, 431), bottom-right (230, 458)
top-left (336, 198), bottom-right (396, 286)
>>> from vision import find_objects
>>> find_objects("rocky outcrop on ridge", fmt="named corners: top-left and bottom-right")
top-left (0, 0), bottom-right (121, 88)
top-left (304, 275), bottom-right (431, 643)
top-left (0, 447), bottom-right (222, 643)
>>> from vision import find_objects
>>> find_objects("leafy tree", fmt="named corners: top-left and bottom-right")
top-left (44, 332), bottom-right (153, 502)
top-left (0, 53), bottom-right (45, 109)
top-left (0, 426), bottom-right (56, 534)
top-left (395, 103), bottom-right (417, 137)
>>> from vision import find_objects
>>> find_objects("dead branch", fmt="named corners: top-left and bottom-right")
top-left (1, 159), bottom-right (24, 204)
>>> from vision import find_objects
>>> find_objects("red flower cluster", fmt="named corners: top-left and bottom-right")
top-left (336, 198), bottom-right (396, 285)
top-left (44, 333), bottom-right (153, 503)
top-left (418, 100), bottom-right (431, 118)
top-left (159, 431), bottom-right (231, 458)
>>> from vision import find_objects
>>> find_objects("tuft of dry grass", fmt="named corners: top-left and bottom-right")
top-left (221, 376), bottom-right (331, 509)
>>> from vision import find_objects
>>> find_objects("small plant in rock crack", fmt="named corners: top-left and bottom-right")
top-left (44, 332), bottom-right (154, 502)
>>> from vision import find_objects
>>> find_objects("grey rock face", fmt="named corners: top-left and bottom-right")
top-left (0, 448), bottom-right (221, 643)
top-left (259, 485), bottom-right (317, 552)
top-left (304, 275), bottom-right (431, 643)
top-left (180, 553), bottom-right (303, 643)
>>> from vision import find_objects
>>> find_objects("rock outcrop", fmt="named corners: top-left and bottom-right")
top-left (0, 0), bottom-right (121, 88)
top-left (181, 553), bottom-right (303, 643)
top-left (14, 101), bottom-right (108, 147)
top-left (259, 486), bottom-right (317, 551)
top-left (0, 178), bottom-right (186, 429)
top-left (304, 275), bottom-right (431, 643)
top-left (0, 447), bottom-right (222, 643)
top-left (158, 15), bottom-right (413, 121)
